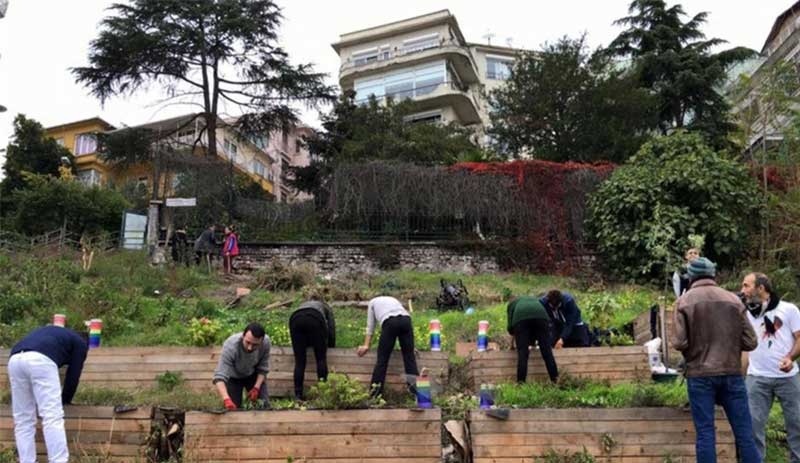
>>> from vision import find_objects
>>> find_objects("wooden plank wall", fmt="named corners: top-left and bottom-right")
top-left (469, 408), bottom-right (735, 463)
top-left (184, 408), bottom-right (442, 462)
top-left (0, 405), bottom-right (151, 462)
top-left (468, 346), bottom-right (650, 387)
top-left (0, 347), bottom-right (449, 396)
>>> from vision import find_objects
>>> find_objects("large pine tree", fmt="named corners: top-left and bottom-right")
top-left (607, 0), bottom-right (754, 147)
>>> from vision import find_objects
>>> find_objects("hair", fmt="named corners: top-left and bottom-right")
top-left (243, 322), bottom-right (266, 339)
top-left (686, 247), bottom-right (700, 255)
top-left (546, 289), bottom-right (562, 303)
top-left (751, 272), bottom-right (774, 295)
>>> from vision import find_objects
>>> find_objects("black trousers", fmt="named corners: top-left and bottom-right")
top-left (514, 318), bottom-right (559, 383)
top-left (289, 313), bottom-right (329, 399)
top-left (225, 373), bottom-right (269, 408)
top-left (370, 315), bottom-right (419, 395)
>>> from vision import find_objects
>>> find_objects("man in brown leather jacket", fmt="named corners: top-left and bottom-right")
top-left (672, 257), bottom-right (760, 463)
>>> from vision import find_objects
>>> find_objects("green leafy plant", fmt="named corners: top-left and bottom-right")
top-left (0, 446), bottom-right (16, 463)
top-left (188, 317), bottom-right (222, 347)
top-left (587, 132), bottom-right (762, 280)
top-left (155, 371), bottom-right (184, 392)
top-left (537, 448), bottom-right (596, 463)
top-left (600, 433), bottom-right (616, 454)
top-left (308, 372), bottom-right (385, 410)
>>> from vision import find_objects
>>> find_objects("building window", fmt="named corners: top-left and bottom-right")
top-left (401, 33), bottom-right (440, 55)
top-left (74, 133), bottom-right (97, 155)
top-left (354, 60), bottom-right (446, 103)
top-left (405, 110), bottom-right (443, 124)
top-left (486, 57), bottom-right (513, 80)
top-left (248, 134), bottom-right (268, 150)
top-left (352, 45), bottom-right (391, 66)
top-left (295, 139), bottom-right (302, 153)
top-left (223, 138), bottom-right (238, 161)
top-left (252, 160), bottom-right (266, 177)
top-left (77, 169), bottom-right (101, 187)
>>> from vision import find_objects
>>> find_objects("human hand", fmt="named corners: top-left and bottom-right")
top-left (248, 387), bottom-right (260, 402)
top-left (223, 398), bottom-right (237, 410)
top-left (779, 356), bottom-right (795, 372)
top-left (357, 345), bottom-right (369, 357)
top-left (555, 338), bottom-right (564, 349)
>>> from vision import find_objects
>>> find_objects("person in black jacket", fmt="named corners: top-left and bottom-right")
top-left (540, 290), bottom-right (591, 348)
top-left (289, 299), bottom-right (336, 400)
top-left (8, 326), bottom-right (89, 463)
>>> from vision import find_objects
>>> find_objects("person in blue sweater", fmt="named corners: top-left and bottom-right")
top-left (540, 290), bottom-right (591, 348)
top-left (8, 326), bottom-right (89, 463)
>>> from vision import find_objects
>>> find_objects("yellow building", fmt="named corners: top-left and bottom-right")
top-left (45, 114), bottom-right (278, 197)
top-left (44, 117), bottom-right (116, 186)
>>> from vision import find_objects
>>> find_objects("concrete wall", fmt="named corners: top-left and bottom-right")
top-left (237, 241), bottom-right (500, 277)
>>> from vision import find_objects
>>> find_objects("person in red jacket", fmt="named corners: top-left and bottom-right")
top-left (222, 225), bottom-right (239, 274)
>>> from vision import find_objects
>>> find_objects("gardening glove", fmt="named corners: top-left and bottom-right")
top-left (223, 398), bottom-right (237, 410)
top-left (248, 387), bottom-right (260, 402)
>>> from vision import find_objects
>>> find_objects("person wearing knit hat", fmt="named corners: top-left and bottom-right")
top-left (672, 256), bottom-right (759, 462)
top-left (686, 257), bottom-right (716, 281)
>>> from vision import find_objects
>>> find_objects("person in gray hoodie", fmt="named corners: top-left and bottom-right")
top-left (212, 322), bottom-right (271, 410)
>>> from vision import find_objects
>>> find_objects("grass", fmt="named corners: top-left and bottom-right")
top-left (494, 377), bottom-right (688, 409)
top-left (0, 251), bottom-right (664, 351)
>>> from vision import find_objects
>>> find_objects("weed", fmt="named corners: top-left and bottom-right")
top-left (156, 371), bottom-right (185, 392)
top-left (308, 372), bottom-right (385, 410)
top-left (537, 448), bottom-right (595, 463)
top-left (188, 317), bottom-right (222, 346)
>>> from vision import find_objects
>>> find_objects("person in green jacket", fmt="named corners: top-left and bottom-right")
top-left (508, 296), bottom-right (559, 383)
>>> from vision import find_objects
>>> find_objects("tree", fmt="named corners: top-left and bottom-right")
top-left (1, 114), bottom-right (74, 196)
top-left (488, 35), bottom-right (657, 163)
top-left (10, 174), bottom-right (129, 236)
top-left (731, 60), bottom-right (800, 259)
top-left (290, 92), bottom-right (492, 203)
top-left (607, 0), bottom-right (755, 148)
top-left (72, 0), bottom-right (334, 159)
top-left (587, 131), bottom-right (762, 281)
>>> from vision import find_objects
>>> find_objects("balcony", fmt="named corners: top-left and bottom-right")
top-left (340, 38), bottom-right (479, 87)
top-left (356, 80), bottom-right (481, 125)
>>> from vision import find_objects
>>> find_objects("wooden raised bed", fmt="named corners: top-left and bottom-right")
top-left (469, 407), bottom-right (735, 463)
top-left (0, 405), bottom-right (151, 462)
top-left (468, 346), bottom-right (650, 387)
top-left (184, 408), bottom-right (442, 462)
top-left (0, 347), bottom-right (449, 396)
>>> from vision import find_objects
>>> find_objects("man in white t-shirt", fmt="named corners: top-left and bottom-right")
top-left (741, 273), bottom-right (800, 462)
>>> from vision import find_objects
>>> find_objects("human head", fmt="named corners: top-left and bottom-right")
top-left (686, 257), bottom-right (716, 282)
top-left (241, 322), bottom-right (265, 352)
top-left (208, 224), bottom-right (216, 232)
top-left (741, 272), bottom-right (772, 303)
top-left (546, 290), bottom-right (562, 308)
top-left (684, 247), bottom-right (700, 263)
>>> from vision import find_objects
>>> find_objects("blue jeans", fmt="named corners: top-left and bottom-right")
top-left (687, 375), bottom-right (760, 463)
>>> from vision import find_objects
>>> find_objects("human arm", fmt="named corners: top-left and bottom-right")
top-left (62, 339), bottom-right (88, 405)
top-left (506, 300), bottom-right (517, 335)
top-left (671, 305), bottom-right (689, 352)
top-left (559, 297), bottom-right (580, 341)
top-left (778, 331), bottom-right (800, 372)
top-left (324, 304), bottom-right (336, 348)
top-left (358, 301), bottom-right (377, 356)
top-left (739, 307), bottom-right (758, 352)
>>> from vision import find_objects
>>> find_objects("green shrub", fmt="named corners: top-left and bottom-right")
top-left (587, 132), bottom-right (762, 281)
top-left (188, 317), bottom-right (222, 346)
top-left (308, 372), bottom-right (385, 409)
top-left (156, 371), bottom-right (185, 392)
top-left (495, 380), bottom-right (687, 408)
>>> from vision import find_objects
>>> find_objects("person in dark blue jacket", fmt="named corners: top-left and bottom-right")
top-left (540, 290), bottom-right (591, 348)
top-left (8, 326), bottom-right (89, 463)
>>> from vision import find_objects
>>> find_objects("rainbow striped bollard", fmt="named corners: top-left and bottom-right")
top-left (477, 320), bottom-right (489, 352)
top-left (479, 383), bottom-right (495, 409)
top-left (89, 319), bottom-right (102, 349)
top-left (429, 319), bottom-right (441, 352)
top-left (415, 375), bottom-right (432, 409)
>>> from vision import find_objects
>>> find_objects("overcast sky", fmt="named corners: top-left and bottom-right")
top-left (0, 0), bottom-right (790, 163)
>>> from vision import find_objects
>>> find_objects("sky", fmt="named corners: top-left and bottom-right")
top-left (0, 0), bottom-right (791, 167)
